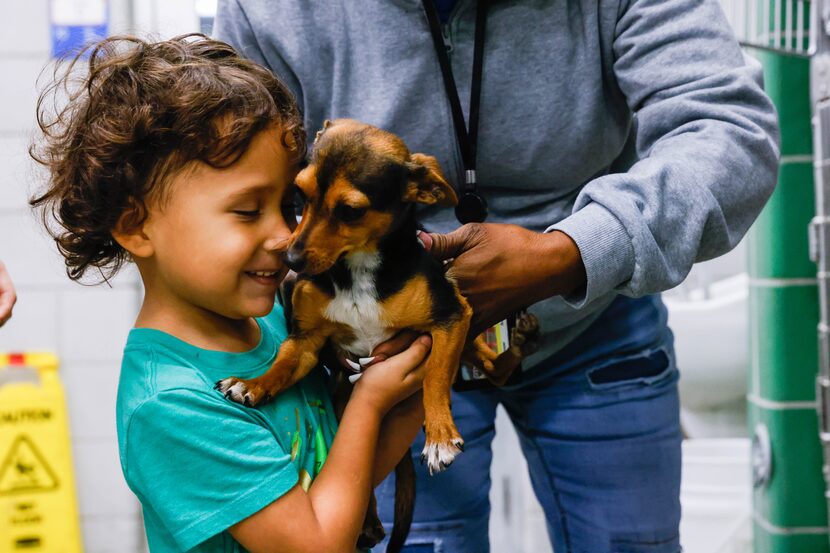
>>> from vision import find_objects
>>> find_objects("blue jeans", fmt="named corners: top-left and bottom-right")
top-left (375, 294), bottom-right (682, 553)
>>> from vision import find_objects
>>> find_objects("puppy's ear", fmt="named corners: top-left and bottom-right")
top-left (314, 119), bottom-right (334, 144)
top-left (404, 153), bottom-right (458, 206)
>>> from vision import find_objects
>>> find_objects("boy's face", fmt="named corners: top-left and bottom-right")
top-left (141, 124), bottom-right (298, 322)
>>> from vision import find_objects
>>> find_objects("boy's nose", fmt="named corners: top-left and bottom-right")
top-left (285, 245), bottom-right (306, 272)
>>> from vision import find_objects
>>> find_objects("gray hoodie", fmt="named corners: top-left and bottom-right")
top-left (214, 0), bottom-right (780, 369)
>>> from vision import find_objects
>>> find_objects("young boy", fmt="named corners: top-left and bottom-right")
top-left (30, 34), bottom-right (429, 552)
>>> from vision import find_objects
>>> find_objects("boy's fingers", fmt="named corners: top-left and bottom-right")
top-left (403, 358), bottom-right (429, 385)
top-left (397, 335), bottom-right (432, 366)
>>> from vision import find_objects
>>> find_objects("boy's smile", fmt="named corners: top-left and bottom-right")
top-left (129, 123), bottom-right (299, 350)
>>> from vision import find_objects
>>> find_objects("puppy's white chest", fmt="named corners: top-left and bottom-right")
top-left (323, 253), bottom-right (393, 357)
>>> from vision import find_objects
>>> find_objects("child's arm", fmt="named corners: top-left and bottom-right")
top-left (372, 390), bottom-right (423, 486)
top-left (360, 331), bottom-right (427, 485)
top-left (228, 336), bottom-right (431, 553)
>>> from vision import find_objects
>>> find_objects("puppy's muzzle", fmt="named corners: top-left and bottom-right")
top-left (284, 245), bottom-right (307, 273)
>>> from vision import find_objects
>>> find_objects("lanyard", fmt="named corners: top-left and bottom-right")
top-left (422, 0), bottom-right (489, 224)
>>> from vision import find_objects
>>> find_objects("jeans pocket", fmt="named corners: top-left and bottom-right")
top-left (586, 345), bottom-right (675, 392)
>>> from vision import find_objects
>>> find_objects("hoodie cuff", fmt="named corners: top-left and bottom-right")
top-left (546, 202), bottom-right (635, 309)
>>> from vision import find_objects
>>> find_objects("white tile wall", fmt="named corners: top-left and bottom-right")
top-left (82, 516), bottom-right (146, 553)
top-left (0, 1), bottom-right (50, 54)
top-left (0, 211), bottom-right (75, 287)
top-left (0, 135), bottom-right (41, 210)
top-left (0, 289), bottom-right (60, 351)
top-left (63, 364), bottom-right (121, 440)
top-left (58, 287), bottom-right (139, 363)
top-left (0, 59), bottom-right (49, 133)
top-left (73, 439), bottom-right (139, 518)
top-left (0, 2), bottom-right (144, 552)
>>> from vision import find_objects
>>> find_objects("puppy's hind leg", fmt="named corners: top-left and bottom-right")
top-left (464, 311), bottom-right (540, 386)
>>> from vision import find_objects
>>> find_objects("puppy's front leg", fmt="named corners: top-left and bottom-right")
top-left (218, 280), bottom-right (334, 406)
top-left (216, 333), bottom-right (327, 406)
top-left (421, 318), bottom-right (469, 475)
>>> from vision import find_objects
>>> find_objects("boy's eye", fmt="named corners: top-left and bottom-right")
top-left (334, 204), bottom-right (367, 223)
top-left (233, 210), bottom-right (261, 218)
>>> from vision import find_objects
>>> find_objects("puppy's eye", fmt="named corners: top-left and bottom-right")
top-left (280, 186), bottom-right (306, 219)
top-left (294, 186), bottom-right (307, 203)
top-left (335, 204), bottom-right (367, 223)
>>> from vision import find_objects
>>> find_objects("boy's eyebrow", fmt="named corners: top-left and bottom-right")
top-left (224, 182), bottom-right (288, 202)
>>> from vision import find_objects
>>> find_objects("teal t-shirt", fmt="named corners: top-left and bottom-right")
top-left (116, 303), bottom-right (338, 552)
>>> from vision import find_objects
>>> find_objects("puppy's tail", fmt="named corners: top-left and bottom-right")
top-left (387, 452), bottom-right (416, 553)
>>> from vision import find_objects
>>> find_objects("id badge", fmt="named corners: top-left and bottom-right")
top-left (454, 317), bottom-right (513, 391)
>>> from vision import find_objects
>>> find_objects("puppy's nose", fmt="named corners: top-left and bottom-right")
top-left (285, 247), bottom-right (306, 272)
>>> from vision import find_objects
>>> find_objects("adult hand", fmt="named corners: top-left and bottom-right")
top-left (0, 261), bottom-right (17, 327)
top-left (337, 329), bottom-right (423, 373)
top-left (419, 224), bottom-right (586, 335)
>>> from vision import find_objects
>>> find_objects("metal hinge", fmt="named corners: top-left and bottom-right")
top-left (817, 376), bottom-right (830, 439)
top-left (812, 219), bottom-right (822, 263)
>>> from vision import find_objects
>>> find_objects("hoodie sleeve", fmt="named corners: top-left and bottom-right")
top-left (549, 0), bottom-right (780, 308)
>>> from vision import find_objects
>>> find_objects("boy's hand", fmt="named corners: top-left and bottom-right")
top-left (351, 335), bottom-right (431, 416)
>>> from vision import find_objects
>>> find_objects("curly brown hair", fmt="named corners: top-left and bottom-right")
top-left (29, 33), bottom-right (306, 283)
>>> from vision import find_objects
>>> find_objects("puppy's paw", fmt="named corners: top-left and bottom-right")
top-left (420, 437), bottom-right (464, 475)
top-left (214, 377), bottom-right (272, 407)
top-left (511, 311), bottom-right (540, 356)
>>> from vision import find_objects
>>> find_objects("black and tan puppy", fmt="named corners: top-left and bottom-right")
top-left (217, 119), bottom-right (538, 549)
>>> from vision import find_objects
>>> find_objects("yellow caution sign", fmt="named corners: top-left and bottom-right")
top-left (0, 352), bottom-right (83, 553)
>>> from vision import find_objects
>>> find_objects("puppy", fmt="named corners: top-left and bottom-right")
top-left (217, 119), bottom-right (538, 550)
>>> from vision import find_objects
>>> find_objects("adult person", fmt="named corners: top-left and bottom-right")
top-left (214, 1), bottom-right (779, 551)
top-left (0, 261), bottom-right (16, 327)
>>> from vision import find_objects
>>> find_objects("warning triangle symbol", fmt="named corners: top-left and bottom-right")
top-left (0, 435), bottom-right (59, 495)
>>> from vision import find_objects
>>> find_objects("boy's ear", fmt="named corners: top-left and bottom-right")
top-left (404, 153), bottom-right (458, 206)
top-left (111, 206), bottom-right (154, 259)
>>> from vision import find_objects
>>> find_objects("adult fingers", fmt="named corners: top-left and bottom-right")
top-left (365, 330), bottom-right (422, 367)
top-left (419, 224), bottom-right (484, 261)
top-left (367, 334), bottom-right (432, 378)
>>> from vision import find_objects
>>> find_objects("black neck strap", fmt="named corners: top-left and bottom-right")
top-left (423, 0), bottom-right (488, 197)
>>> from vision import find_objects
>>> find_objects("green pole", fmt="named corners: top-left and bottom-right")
top-left (747, 40), bottom-right (826, 553)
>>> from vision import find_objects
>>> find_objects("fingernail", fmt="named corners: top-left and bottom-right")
top-left (416, 230), bottom-right (432, 250)
top-left (345, 358), bottom-right (361, 371)
top-left (359, 356), bottom-right (376, 367)
top-left (348, 373), bottom-right (362, 384)
top-left (418, 335), bottom-right (432, 346)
